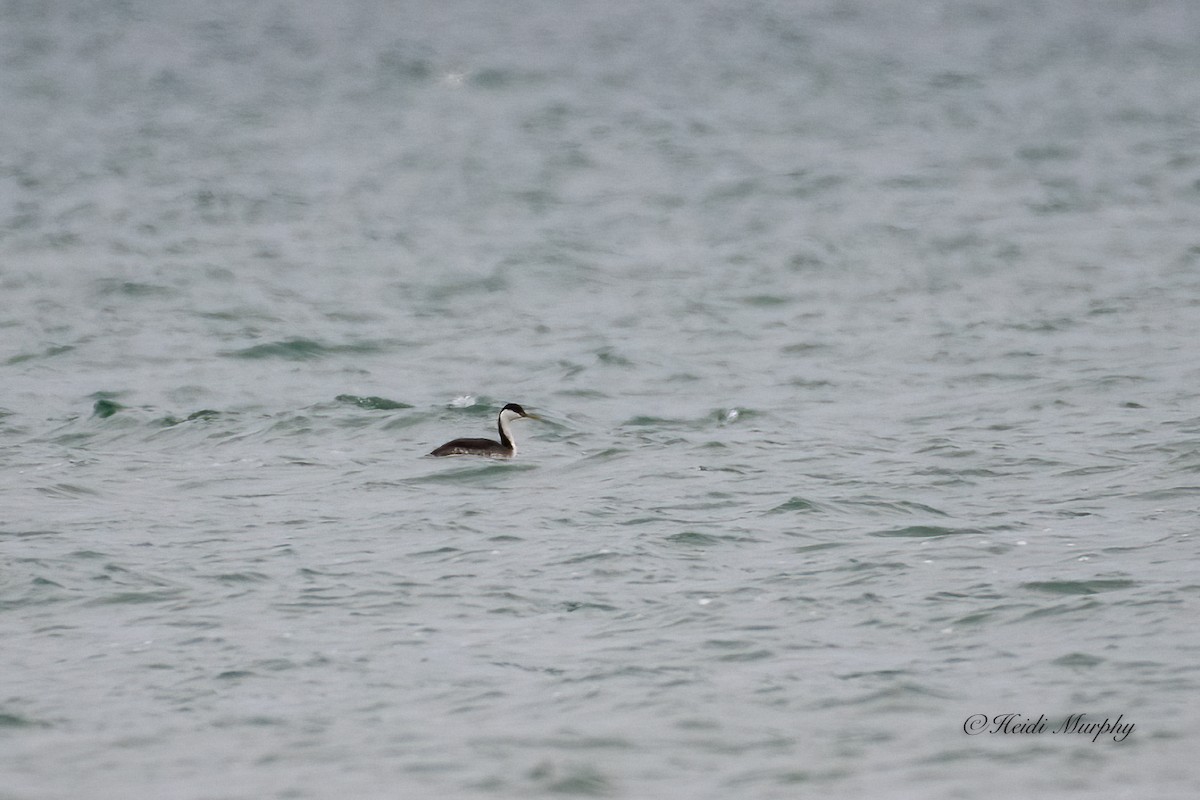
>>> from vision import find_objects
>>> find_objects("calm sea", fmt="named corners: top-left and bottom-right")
top-left (2, 1), bottom-right (1199, 798)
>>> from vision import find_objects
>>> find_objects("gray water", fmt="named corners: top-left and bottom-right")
top-left (3, 1), bottom-right (1200, 797)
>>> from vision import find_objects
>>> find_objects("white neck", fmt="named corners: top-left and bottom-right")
top-left (498, 408), bottom-right (522, 451)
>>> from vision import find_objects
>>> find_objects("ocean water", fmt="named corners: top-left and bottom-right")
top-left (3, 0), bottom-right (1200, 797)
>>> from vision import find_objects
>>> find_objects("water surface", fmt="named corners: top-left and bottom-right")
top-left (2, 1), bottom-right (1199, 798)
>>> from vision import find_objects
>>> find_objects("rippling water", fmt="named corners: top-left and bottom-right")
top-left (3, 1), bottom-right (1200, 798)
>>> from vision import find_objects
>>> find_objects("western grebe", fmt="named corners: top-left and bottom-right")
top-left (429, 403), bottom-right (538, 458)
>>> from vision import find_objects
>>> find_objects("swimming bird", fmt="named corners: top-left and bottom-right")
top-left (429, 403), bottom-right (538, 458)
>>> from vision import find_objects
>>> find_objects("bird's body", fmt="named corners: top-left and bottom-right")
top-left (429, 403), bottom-right (535, 458)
